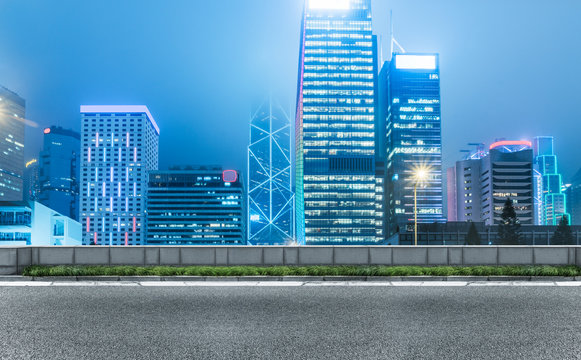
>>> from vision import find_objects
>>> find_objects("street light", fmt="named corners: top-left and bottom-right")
top-left (413, 168), bottom-right (428, 246)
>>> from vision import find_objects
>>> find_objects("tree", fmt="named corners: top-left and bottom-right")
top-left (551, 215), bottom-right (575, 245)
top-left (497, 198), bottom-right (522, 245)
top-left (465, 222), bottom-right (482, 245)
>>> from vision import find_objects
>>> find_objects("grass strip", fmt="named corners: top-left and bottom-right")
top-left (22, 265), bottom-right (581, 277)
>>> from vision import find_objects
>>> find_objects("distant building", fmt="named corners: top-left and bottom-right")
top-left (567, 168), bottom-right (581, 225)
top-left (248, 98), bottom-right (294, 245)
top-left (533, 136), bottom-right (569, 225)
top-left (447, 141), bottom-right (535, 225)
top-left (388, 222), bottom-right (581, 246)
top-left (481, 141), bottom-right (534, 225)
top-left (147, 167), bottom-right (245, 245)
top-left (447, 158), bottom-right (482, 223)
top-left (0, 86), bottom-right (25, 201)
top-left (23, 159), bottom-right (40, 201)
top-left (380, 53), bottom-right (445, 235)
top-left (80, 105), bottom-right (159, 245)
top-left (37, 126), bottom-right (80, 220)
top-left (0, 201), bottom-right (81, 245)
top-left (295, 0), bottom-right (383, 245)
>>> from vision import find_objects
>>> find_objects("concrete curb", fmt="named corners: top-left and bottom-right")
top-left (1, 275), bottom-right (581, 282)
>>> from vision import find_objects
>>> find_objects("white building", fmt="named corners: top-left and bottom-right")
top-left (0, 201), bottom-right (81, 245)
top-left (80, 106), bottom-right (159, 245)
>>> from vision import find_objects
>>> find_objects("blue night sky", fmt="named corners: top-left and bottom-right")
top-left (1, 0), bottom-right (580, 180)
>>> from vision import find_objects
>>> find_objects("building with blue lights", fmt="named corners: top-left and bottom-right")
top-left (379, 53), bottom-right (444, 235)
top-left (37, 126), bottom-right (80, 220)
top-left (0, 201), bottom-right (81, 245)
top-left (533, 136), bottom-right (569, 225)
top-left (567, 168), bottom-right (581, 225)
top-left (80, 105), bottom-right (159, 245)
top-left (248, 98), bottom-right (294, 245)
top-left (146, 167), bottom-right (245, 245)
top-left (0, 86), bottom-right (25, 201)
top-left (295, 0), bottom-right (383, 245)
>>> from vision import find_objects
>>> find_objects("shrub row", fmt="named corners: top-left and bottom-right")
top-left (22, 265), bottom-right (581, 277)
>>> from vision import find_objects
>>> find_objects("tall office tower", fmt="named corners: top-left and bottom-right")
top-left (37, 126), bottom-right (80, 220)
top-left (480, 141), bottom-right (534, 225)
top-left (449, 159), bottom-right (482, 223)
top-left (566, 168), bottom-right (581, 225)
top-left (379, 54), bottom-right (444, 235)
top-left (23, 159), bottom-right (40, 201)
top-left (248, 98), bottom-right (294, 245)
top-left (80, 106), bottom-right (159, 245)
top-left (147, 167), bottom-right (245, 245)
top-left (0, 86), bottom-right (25, 201)
top-left (295, 0), bottom-right (382, 245)
top-left (533, 136), bottom-right (569, 225)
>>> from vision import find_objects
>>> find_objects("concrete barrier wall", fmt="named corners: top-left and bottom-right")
top-left (0, 246), bottom-right (579, 275)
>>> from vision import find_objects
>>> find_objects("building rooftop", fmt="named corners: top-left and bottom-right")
top-left (80, 105), bottom-right (160, 135)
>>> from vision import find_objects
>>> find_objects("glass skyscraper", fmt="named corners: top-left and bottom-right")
top-left (533, 136), bottom-right (569, 225)
top-left (248, 98), bottom-right (294, 245)
top-left (0, 86), bottom-right (25, 201)
top-left (80, 105), bottom-right (159, 245)
top-left (37, 126), bottom-right (80, 220)
top-left (379, 54), bottom-right (445, 235)
top-left (295, 0), bottom-right (382, 245)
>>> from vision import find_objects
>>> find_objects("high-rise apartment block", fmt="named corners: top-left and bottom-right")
top-left (447, 140), bottom-right (535, 225)
top-left (379, 54), bottom-right (444, 235)
top-left (0, 86), bottom-right (25, 201)
top-left (295, 0), bottom-right (382, 245)
top-left (37, 126), bottom-right (80, 220)
top-left (147, 167), bottom-right (245, 245)
top-left (80, 105), bottom-right (159, 245)
top-left (248, 98), bottom-right (294, 245)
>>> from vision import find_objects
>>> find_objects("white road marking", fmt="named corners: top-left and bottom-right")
top-left (1, 281), bottom-right (580, 287)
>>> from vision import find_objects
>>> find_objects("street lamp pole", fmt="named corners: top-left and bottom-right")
top-left (414, 181), bottom-right (418, 246)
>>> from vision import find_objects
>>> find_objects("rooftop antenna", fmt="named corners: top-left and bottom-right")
top-left (390, 10), bottom-right (406, 57)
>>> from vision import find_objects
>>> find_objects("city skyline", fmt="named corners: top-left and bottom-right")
top-left (1, 0), bottom-right (580, 182)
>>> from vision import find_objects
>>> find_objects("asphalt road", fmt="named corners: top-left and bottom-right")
top-left (0, 285), bottom-right (580, 359)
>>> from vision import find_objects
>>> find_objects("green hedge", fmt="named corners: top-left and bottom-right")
top-left (22, 265), bottom-right (581, 277)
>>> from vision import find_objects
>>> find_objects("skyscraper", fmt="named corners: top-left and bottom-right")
top-left (37, 126), bottom-right (80, 220)
top-left (80, 105), bottom-right (159, 245)
top-left (23, 159), bottom-right (40, 201)
top-left (295, 0), bottom-right (382, 245)
top-left (248, 98), bottom-right (294, 245)
top-left (480, 141), bottom-right (534, 225)
top-left (147, 167), bottom-right (246, 245)
top-left (566, 168), bottom-right (581, 225)
top-left (0, 86), bottom-right (25, 201)
top-left (533, 136), bottom-right (569, 225)
top-left (380, 53), bottom-right (444, 235)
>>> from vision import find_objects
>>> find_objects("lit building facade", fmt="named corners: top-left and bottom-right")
top-left (37, 126), bottom-right (80, 220)
top-left (480, 141), bottom-right (534, 225)
top-left (447, 159), bottom-right (482, 223)
top-left (0, 201), bottom-right (81, 246)
top-left (23, 159), bottom-right (40, 201)
top-left (147, 167), bottom-right (245, 245)
top-left (0, 86), bottom-right (25, 201)
top-left (248, 98), bottom-right (294, 245)
top-left (380, 53), bottom-right (444, 235)
top-left (80, 105), bottom-right (159, 245)
top-left (567, 168), bottom-right (581, 225)
top-left (533, 136), bottom-right (569, 225)
top-left (295, 0), bottom-right (382, 245)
